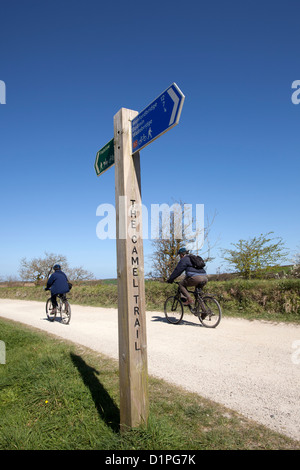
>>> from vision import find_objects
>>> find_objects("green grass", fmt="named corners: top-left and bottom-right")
top-left (0, 318), bottom-right (299, 450)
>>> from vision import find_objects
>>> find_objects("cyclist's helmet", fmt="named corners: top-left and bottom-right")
top-left (53, 264), bottom-right (61, 271)
top-left (177, 247), bottom-right (188, 255)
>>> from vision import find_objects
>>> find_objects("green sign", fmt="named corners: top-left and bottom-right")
top-left (94, 138), bottom-right (114, 176)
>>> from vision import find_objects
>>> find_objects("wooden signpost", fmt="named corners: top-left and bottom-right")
top-left (95, 84), bottom-right (185, 430)
top-left (114, 108), bottom-right (149, 430)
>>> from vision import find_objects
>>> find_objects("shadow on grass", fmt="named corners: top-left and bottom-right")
top-left (70, 353), bottom-right (120, 433)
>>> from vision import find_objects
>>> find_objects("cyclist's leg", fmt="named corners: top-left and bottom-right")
top-left (195, 276), bottom-right (208, 292)
top-left (179, 278), bottom-right (194, 304)
top-left (183, 276), bottom-right (208, 310)
top-left (61, 293), bottom-right (68, 312)
top-left (180, 275), bottom-right (207, 304)
top-left (51, 294), bottom-right (58, 310)
top-left (194, 277), bottom-right (209, 312)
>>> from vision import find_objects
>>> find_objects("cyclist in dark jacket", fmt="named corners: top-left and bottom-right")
top-left (167, 247), bottom-right (208, 305)
top-left (46, 264), bottom-right (70, 313)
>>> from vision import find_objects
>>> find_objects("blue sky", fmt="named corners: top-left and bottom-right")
top-left (0, 0), bottom-right (299, 279)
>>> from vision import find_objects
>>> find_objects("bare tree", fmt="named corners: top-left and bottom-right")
top-left (19, 252), bottom-right (67, 282)
top-left (19, 251), bottom-right (94, 283)
top-left (67, 266), bottom-right (94, 281)
top-left (148, 202), bottom-right (216, 281)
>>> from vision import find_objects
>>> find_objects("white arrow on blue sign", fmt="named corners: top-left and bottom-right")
top-left (131, 83), bottom-right (185, 154)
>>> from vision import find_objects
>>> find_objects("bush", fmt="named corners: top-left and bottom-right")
top-left (208, 279), bottom-right (300, 321)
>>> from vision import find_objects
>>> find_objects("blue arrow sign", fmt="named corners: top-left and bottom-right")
top-left (131, 83), bottom-right (185, 154)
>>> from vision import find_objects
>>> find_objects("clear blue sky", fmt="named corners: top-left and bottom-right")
top-left (0, 0), bottom-right (299, 279)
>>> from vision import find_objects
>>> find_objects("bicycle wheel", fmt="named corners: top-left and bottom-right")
top-left (199, 296), bottom-right (222, 328)
top-left (46, 298), bottom-right (56, 322)
top-left (164, 296), bottom-right (184, 324)
top-left (61, 300), bottom-right (71, 325)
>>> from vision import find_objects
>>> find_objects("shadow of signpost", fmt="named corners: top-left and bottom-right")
top-left (70, 353), bottom-right (120, 433)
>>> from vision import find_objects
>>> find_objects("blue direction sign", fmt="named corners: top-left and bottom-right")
top-left (131, 83), bottom-right (185, 154)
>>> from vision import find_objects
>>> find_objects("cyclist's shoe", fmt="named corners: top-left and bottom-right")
top-left (201, 309), bottom-right (211, 320)
top-left (190, 308), bottom-right (199, 316)
top-left (182, 299), bottom-right (194, 306)
top-left (51, 308), bottom-right (57, 315)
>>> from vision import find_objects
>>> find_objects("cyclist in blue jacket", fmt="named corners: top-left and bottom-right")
top-left (167, 247), bottom-right (208, 305)
top-left (45, 264), bottom-right (70, 314)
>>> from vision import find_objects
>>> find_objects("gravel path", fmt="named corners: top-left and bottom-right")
top-left (0, 299), bottom-right (299, 442)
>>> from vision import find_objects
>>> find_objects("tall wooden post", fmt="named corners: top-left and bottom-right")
top-left (114, 108), bottom-right (149, 430)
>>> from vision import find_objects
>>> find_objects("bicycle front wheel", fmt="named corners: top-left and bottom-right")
top-left (199, 296), bottom-right (222, 328)
top-left (61, 300), bottom-right (71, 324)
top-left (46, 298), bottom-right (56, 322)
top-left (164, 296), bottom-right (184, 324)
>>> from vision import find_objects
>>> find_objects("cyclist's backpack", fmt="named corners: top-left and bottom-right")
top-left (188, 254), bottom-right (206, 270)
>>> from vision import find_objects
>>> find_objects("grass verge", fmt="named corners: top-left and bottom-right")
top-left (0, 278), bottom-right (299, 323)
top-left (0, 318), bottom-right (299, 450)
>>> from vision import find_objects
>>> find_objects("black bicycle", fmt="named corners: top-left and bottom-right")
top-left (45, 293), bottom-right (71, 324)
top-left (164, 281), bottom-right (222, 328)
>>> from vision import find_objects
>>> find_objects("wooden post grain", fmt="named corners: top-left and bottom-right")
top-left (114, 108), bottom-right (149, 430)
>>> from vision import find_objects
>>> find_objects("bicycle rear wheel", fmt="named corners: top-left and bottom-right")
top-left (164, 296), bottom-right (184, 324)
top-left (61, 300), bottom-right (71, 325)
top-left (46, 298), bottom-right (56, 322)
top-left (199, 296), bottom-right (222, 328)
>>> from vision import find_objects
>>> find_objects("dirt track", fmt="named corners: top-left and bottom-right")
top-left (0, 298), bottom-right (299, 442)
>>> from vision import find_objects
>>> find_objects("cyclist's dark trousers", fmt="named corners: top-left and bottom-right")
top-left (180, 275), bottom-right (208, 302)
top-left (51, 294), bottom-right (58, 308)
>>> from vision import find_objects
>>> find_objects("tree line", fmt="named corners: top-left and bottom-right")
top-left (10, 204), bottom-right (300, 283)
top-left (16, 238), bottom-right (298, 284)
top-left (150, 229), bottom-right (294, 281)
